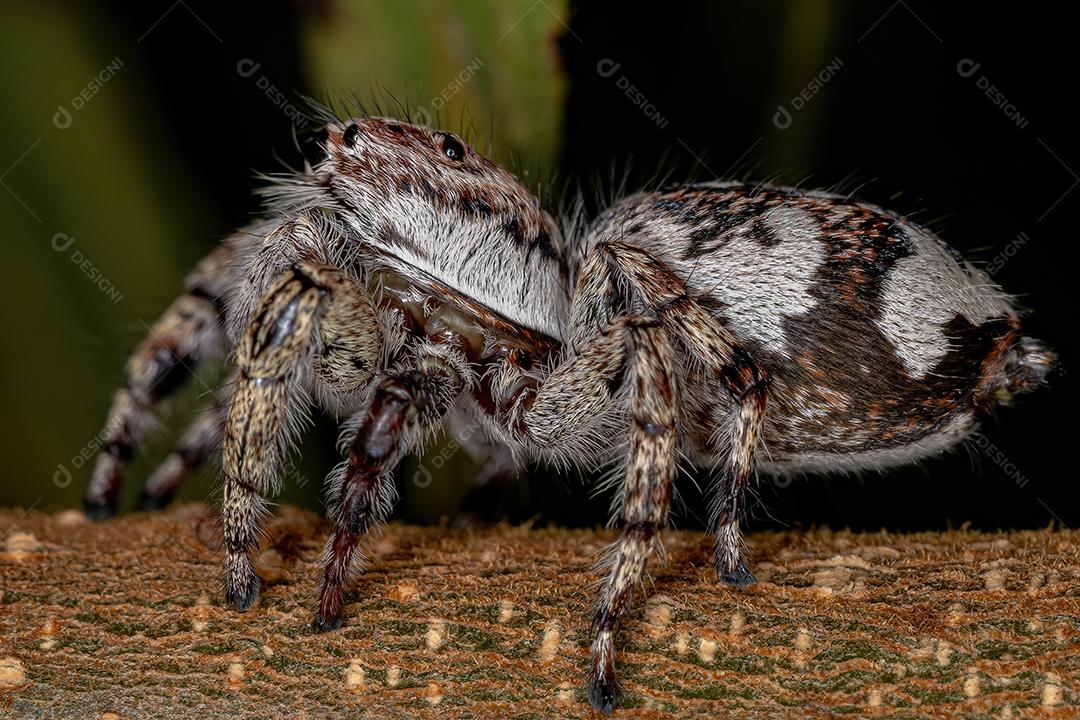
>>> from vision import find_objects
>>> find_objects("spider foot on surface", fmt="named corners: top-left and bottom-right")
top-left (587, 661), bottom-right (621, 714)
top-left (82, 496), bottom-right (118, 522)
top-left (313, 612), bottom-right (344, 633)
top-left (718, 561), bottom-right (757, 589)
top-left (136, 491), bottom-right (174, 512)
top-left (225, 569), bottom-right (261, 612)
top-left (226, 584), bottom-right (260, 612)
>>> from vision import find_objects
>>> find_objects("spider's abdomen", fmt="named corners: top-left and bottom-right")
top-left (584, 183), bottom-right (1052, 472)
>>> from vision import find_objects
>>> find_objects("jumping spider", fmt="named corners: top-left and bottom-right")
top-left (85, 112), bottom-right (1054, 712)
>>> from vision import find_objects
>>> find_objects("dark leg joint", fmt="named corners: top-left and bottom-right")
top-left (136, 489), bottom-right (174, 512)
top-left (189, 285), bottom-right (228, 316)
top-left (621, 520), bottom-right (659, 543)
top-left (723, 351), bottom-right (770, 401)
top-left (227, 475), bottom-right (259, 495)
top-left (718, 561), bottom-right (756, 589)
top-left (145, 347), bottom-right (194, 402)
top-left (82, 494), bottom-right (118, 521)
top-left (225, 539), bottom-right (249, 555)
top-left (633, 415), bottom-right (671, 438)
top-left (102, 440), bottom-right (135, 463)
top-left (225, 577), bottom-right (261, 612)
top-left (588, 668), bottom-right (619, 714)
top-left (289, 262), bottom-right (328, 291)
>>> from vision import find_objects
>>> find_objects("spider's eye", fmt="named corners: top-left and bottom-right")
top-left (438, 133), bottom-right (466, 161)
top-left (343, 124), bottom-right (361, 147)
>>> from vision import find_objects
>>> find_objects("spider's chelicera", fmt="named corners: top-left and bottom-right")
top-left (84, 114), bottom-right (1054, 712)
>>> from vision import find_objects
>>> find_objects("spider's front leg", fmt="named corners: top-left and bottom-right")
top-left (576, 241), bottom-right (770, 587)
top-left (222, 260), bottom-right (382, 610)
top-left (315, 341), bottom-right (467, 630)
top-left (502, 317), bottom-right (679, 712)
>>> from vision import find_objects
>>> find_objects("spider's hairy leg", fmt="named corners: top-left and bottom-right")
top-left (315, 341), bottom-right (466, 631)
top-left (84, 245), bottom-right (231, 519)
top-left (506, 317), bottom-right (678, 713)
top-left (575, 241), bottom-right (770, 586)
top-left (138, 383), bottom-right (230, 511)
top-left (591, 321), bottom-right (678, 713)
top-left (708, 373), bottom-right (768, 586)
top-left (222, 262), bottom-right (383, 611)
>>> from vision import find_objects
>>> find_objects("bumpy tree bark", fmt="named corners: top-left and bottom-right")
top-left (1, 505), bottom-right (1077, 719)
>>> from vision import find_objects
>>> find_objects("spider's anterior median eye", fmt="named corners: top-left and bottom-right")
top-left (343, 124), bottom-right (361, 147)
top-left (438, 133), bottom-right (466, 161)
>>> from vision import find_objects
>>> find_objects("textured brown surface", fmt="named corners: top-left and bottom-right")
top-left (0, 504), bottom-right (1077, 719)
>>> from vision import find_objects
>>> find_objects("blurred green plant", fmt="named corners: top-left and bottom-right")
top-left (0, 3), bottom-right (210, 511)
top-left (767, 0), bottom-right (838, 175)
top-left (302, 0), bottom-right (567, 173)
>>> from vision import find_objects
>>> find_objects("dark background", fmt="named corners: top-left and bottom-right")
top-left (1, 1), bottom-right (1074, 533)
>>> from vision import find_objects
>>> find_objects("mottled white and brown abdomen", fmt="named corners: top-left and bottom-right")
top-left (583, 182), bottom-right (1047, 473)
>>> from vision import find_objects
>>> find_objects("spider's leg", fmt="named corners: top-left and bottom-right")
top-left (84, 246), bottom-right (231, 519)
top-left (575, 241), bottom-right (770, 586)
top-left (222, 261), bottom-right (383, 611)
top-left (502, 317), bottom-right (678, 713)
top-left (315, 341), bottom-right (466, 631)
top-left (138, 387), bottom-right (229, 511)
top-left (590, 321), bottom-right (678, 713)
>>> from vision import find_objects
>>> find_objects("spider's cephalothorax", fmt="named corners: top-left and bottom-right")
top-left (85, 118), bottom-right (1054, 713)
